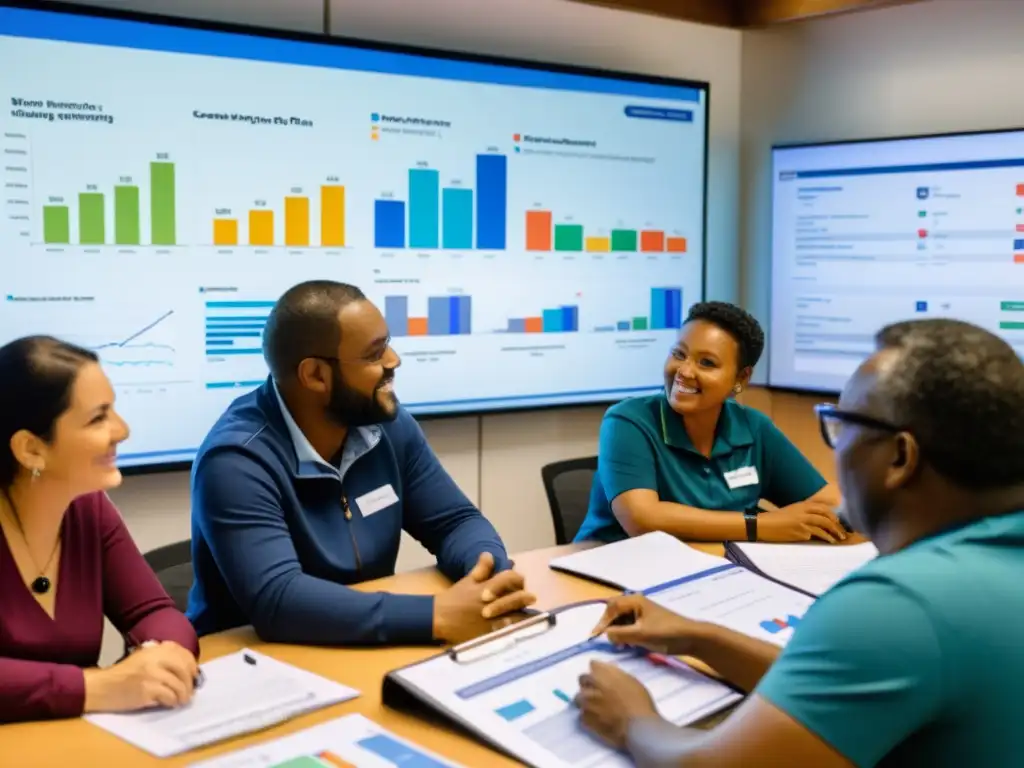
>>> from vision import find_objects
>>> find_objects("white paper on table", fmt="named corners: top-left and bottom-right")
top-left (189, 713), bottom-right (464, 768)
top-left (85, 649), bottom-right (359, 758)
top-left (549, 531), bottom-right (733, 592)
top-left (732, 541), bottom-right (879, 596)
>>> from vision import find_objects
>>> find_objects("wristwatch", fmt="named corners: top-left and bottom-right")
top-left (743, 509), bottom-right (758, 542)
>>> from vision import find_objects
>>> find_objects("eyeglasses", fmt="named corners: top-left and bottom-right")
top-left (308, 337), bottom-right (393, 367)
top-left (814, 403), bottom-right (906, 449)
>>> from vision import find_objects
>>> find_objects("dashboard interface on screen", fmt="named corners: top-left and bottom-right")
top-left (769, 129), bottom-right (1024, 393)
top-left (0, 3), bottom-right (708, 467)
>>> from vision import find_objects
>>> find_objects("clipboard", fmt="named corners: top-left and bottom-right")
top-left (381, 600), bottom-right (743, 768)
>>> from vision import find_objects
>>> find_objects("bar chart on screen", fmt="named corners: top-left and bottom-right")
top-left (208, 177), bottom-right (347, 250)
top-left (524, 206), bottom-right (687, 256)
top-left (373, 152), bottom-right (507, 251)
top-left (31, 149), bottom-right (179, 249)
top-left (201, 295), bottom-right (274, 391)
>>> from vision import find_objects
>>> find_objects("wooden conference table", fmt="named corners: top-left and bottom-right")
top-left (0, 542), bottom-right (730, 767)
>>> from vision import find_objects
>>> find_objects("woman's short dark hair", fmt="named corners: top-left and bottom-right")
top-left (0, 336), bottom-right (98, 489)
top-left (685, 301), bottom-right (766, 370)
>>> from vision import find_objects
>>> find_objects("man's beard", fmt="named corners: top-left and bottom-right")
top-left (324, 363), bottom-right (398, 428)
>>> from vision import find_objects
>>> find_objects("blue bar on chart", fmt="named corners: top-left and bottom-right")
top-left (386, 295), bottom-right (471, 336)
top-left (384, 296), bottom-right (408, 336)
top-left (374, 199), bottom-right (405, 248)
top-left (541, 306), bottom-right (579, 332)
top-left (427, 295), bottom-right (472, 335)
top-left (409, 168), bottom-right (439, 248)
top-left (617, 320), bottom-right (631, 331)
top-left (476, 153), bottom-right (507, 250)
top-left (650, 287), bottom-right (683, 330)
top-left (204, 300), bottom-right (273, 356)
top-left (356, 734), bottom-right (451, 768)
top-left (442, 187), bottom-right (473, 249)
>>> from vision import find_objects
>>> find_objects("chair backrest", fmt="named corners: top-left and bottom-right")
top-left (541, 456), bottom-right (598, 545)
top-left (143, 539), bottom-right (193, 614)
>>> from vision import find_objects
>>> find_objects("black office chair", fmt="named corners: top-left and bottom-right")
top-left (541, 456), bottom-right (598, 545)
top-left (143, 539), bottom-right (193, 613)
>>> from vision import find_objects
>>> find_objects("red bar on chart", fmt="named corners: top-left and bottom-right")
top-left (1014, 253), bottom-right (1024, 263)
top-left (526, 210), bottom-right (553, 251)
top-left (666, 236), bottom-right (687, 253)
top-left (918, 229), bottom-right (928, 238)
top-left (1016, 183), bottom-right (1024, 196)
top-left (640, 230), bottom-right (665, 252)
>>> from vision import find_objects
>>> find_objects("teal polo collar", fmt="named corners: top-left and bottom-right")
top-left (658, 397), bottom-right (755, 458)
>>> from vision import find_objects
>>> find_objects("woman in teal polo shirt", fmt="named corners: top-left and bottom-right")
top-left (574, 301), bottom-right (845, 544)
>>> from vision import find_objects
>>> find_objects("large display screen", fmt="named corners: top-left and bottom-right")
top-left (770, 128), bottom-right (1024, 392)
top-left (0, 1), bottom-right (708, 468)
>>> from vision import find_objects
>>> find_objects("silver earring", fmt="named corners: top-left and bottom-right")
top-left (31, 467), bottom-right (41, 481)
top-left (734, 385), bottom-right (742, 394)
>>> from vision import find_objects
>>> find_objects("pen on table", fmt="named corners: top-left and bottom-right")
top-left (194, 667), bottom-right (205, 690)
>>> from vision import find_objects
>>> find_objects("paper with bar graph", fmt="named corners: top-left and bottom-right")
top-left (388, 603), bottom-right (740, 768)
top-left (190, 715), bottom-right (463, 768)
top-left (0, 4), bottom-right (708, 468)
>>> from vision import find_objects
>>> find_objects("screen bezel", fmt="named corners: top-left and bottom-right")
top-left (1, 0), bottom-right (710, 474)
top-left (767, 125), bottom-right (1024, 397)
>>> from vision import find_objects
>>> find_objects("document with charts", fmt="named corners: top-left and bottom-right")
top-left (383, 602), bottom-right (741, 768)
top-left (85, 649), bottom-right (358, 758)
top-left (550, 532), bottom-right (817, 647)
top-left (190, 714), bottom-right (463, 768)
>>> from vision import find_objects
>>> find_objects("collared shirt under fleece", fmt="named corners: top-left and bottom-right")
top-left (574, 394), bottom-right (827, 543)
top-left (186, 377), bottom-right (510, 645)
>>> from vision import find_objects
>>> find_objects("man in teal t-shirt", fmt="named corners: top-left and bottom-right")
top-left (572, 318), bottom-right (1024, 767)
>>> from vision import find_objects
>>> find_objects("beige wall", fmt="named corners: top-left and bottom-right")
top-left (66, 0), bottom-right (742, 567)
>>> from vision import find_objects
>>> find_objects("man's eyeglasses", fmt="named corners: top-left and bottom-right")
top-left (308, 338), bottom-right (392, 367)
top-left (814, 403), bottom-right (905, 449)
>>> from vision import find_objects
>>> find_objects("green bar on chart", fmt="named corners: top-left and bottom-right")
top-left (150, 161), bottom-right (176, 245)
top-left (43, 205), bottom-right (70, 244)
top-left (115, 185), bottom-right (140, 245)
top-left (78, 192), bottom-right (105, 245)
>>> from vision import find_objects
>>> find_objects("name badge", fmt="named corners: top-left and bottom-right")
top-left (724, 466), bottom-right (759, 490)
top-left (353, 484), bottom-right (399, 517)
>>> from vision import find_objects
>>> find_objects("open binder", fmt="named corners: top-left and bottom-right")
top-left (382, 601), bottom-right (742, 768)
top-left (724, 540), bottom-right (878, 598)
top-left (547, 532), bottom-right (817, 647)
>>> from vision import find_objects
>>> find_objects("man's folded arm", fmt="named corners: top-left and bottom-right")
top-left (396, 411), bottom-right (510, 580)
top-left (193, 448), bottom-right (435, 645)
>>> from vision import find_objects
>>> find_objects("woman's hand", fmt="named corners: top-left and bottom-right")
top-left (758, 501), bottom-right (847, 543)
top-left (591, 594), bottom-right (711, 656)
top-left (575, 661), bottom-right (661, 749)
top-left (84, 641), bottom-right (198, 713)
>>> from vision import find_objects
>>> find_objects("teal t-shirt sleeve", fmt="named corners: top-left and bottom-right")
top-left (756, 576), bottom-right (944, 768)
top-left (597, 413), bottom-right (658, 501)
top-left (758, 418), bottom-right (827, 506)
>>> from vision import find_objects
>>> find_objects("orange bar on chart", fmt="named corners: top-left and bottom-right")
top-left (640, 230), bottom-right (665, 252)
top-left (524, 317), bottom-right (543, 333)
top-left (526, 210), bottom-right (552, 251)
top-left (321, 185), bottom-right (346, 247)
top-left (666, 236), bottom-right (688, 253)
top-left (407, 317), bottom-right (429, 336)
top-left (213, 218), bottom-right (238, 246)
top-left (585, 236), bottom-right (610, 252)
top-left (285, 196), bottom-right (310, 247)
top-left (317, 751), bottom-right (356, 768)
top-left (248, 210), bottom-right (274, 246)
top-left (1014, 253), bottom-right (1024, 263)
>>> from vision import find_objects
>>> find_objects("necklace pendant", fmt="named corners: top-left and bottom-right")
top-left (31, 576), bottom-right (51, 595)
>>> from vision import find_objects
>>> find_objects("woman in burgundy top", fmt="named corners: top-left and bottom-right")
top-left (0, 336), bottom-right (200, 723)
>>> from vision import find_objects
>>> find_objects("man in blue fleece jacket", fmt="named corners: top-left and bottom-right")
top-left (187, 280), bottom-right (534, 646)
